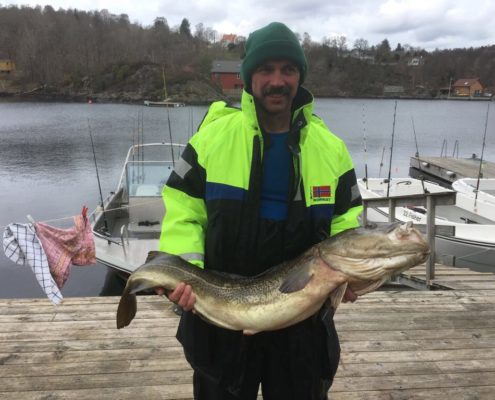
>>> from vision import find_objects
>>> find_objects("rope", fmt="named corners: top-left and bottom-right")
top-left (0, 199), bottom-right (162, 232)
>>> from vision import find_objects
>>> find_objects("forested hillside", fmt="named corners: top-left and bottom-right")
top-left (1, 5), bottom-right (494, 102)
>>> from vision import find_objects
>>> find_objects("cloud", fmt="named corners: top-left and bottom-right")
top-left (367, 0), bottom-right (495, 49)
top-left (3, 0), bottom-right (495, 50)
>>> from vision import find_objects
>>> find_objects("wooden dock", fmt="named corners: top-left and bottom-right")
top-left (1, 265), bottom-right (494, 399)
top-left (410, 156), bottom-right (495, 187)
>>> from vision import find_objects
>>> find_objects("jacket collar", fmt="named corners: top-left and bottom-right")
top-left (240, 86), bottom-right (314, 134)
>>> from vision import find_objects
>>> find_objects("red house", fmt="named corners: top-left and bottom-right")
top-left (210, 60), bottom-right (243, 95)
top-left (452, 78), bottom-right (484, 97)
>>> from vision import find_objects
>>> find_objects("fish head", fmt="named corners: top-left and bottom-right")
top-left (317, 221), bottom-right (430, 285)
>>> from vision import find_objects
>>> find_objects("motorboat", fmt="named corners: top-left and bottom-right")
top-left (90, 142), bottom-right (185, 276)
top-left (144, 99), bottom-right (185, 107)
top-left (452, 178), bottom-right (495, 218)
top-left (358, 177), bottom-right (495, 270)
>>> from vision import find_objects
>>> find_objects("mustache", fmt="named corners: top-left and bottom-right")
top-left (262, 86), bottom-right (291, 97)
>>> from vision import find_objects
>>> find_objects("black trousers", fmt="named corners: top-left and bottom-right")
top-left (189, 321), bottom-right (333, 400)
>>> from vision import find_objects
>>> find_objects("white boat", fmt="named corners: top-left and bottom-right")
top-left (452, 178), bottom-right (495, 218)
top-left (358, 177), bottom-right (495, 270)
top-left (90, 142), bottom-right (185, 276)
top-left (143, 68), bottom-right (185, 107)
top-left (144, 99), bottom-right (185, 107)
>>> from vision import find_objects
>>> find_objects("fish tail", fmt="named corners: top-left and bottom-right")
top-left (116, 291), bottom-right (137, 329)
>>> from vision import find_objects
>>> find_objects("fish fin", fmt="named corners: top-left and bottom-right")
top-left (351, 277), bottom-right (389, 296)
top-left (145, 251), bottom-right (161, 263)
top-left (278, 268), bottom-right (313, 293)
top-left (144, 251), bottom-right (195, 269)
top-left (243, 329), bottom-right (258, 335)
top-left (145, 250), bottom-right (178, 264)
top-left (329, 282), bottom-right (348, 313)
top-left (128, 280), bottom-right (155, 295)
top-left (116, 292), bottom-right (137, 329)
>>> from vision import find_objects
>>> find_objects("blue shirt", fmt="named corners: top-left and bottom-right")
top-left (260, 132), bottom-right (291, 221)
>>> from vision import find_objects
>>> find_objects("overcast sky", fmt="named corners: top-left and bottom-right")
top-left (3, 0), bottom-right (495, 51)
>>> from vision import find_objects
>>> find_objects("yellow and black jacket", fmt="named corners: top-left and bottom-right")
top-left (159, 86), bottom-right (363, 392)
top-left (160, 87), bottom-right (362, 273)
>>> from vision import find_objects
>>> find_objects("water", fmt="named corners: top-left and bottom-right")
top-left (1, 99), bottom-right (494, 299)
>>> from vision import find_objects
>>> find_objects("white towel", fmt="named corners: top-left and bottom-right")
top-left (3, 223), bottom-right (63, 305)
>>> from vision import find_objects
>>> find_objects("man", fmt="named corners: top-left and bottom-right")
top-left (159, 21), bottom-right (362, 400)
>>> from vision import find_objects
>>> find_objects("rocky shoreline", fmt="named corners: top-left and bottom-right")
top-left (0, 80), bottom-right (233, 105)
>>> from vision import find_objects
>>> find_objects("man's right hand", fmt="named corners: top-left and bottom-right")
top-left (156, 282), bottom-right (196, 312)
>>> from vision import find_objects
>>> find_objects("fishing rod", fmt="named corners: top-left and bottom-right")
top-left (362, 103), bottom-right (369, 189)
top-left (411, 116), bottom-right (426, 193)
top-left (88, 120), bottom-right (109, 232)
top-left (190, 106), bottom-right (195, 139)
top-left (386, 101), bottom-right (398, 198)
top-left (166, 106), bottom-right (176, 167)
top-left (161, 66), bottom-right (176, 167)
top-left (378, 146), bottom-right (386, 178)
top-left (140, 109), bottom-right (144, 182)
top-left (452, 139), bottom-right (459, 158)
top-left (131, 112), bottom-right (138, 184)
top-left (475, 102), bottom-right (491, 206)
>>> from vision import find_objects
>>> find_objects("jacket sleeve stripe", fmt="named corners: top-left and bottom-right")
top-left (310, 204), bottom-right (334, 220)
top-left (174, 157), bottom-right (192, 179)
top-left (205, 182), bottom-right (247, 201)
top-left (334, 169), bottom-right (363, 216)
top-left (330, 168), bottom-right (363, 236)
top-left (166, 144), bottom-right (205, 199)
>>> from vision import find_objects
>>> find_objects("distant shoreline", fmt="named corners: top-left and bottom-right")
top-left (1, 92), bottom-right (493, 105)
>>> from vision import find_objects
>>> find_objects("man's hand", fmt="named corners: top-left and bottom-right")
top-left (342, 286), bottom-right (358, 303)
top-left (156, 282), bottom-right (196, 312)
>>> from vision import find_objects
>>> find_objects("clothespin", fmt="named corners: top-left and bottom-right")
top-left (82, 205), bottom-right (89, 225)
top-left (26, 214), bottom-right (37, 231)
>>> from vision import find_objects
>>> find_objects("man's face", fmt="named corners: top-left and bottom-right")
top-left (250, 59), bottom-right (300, 117)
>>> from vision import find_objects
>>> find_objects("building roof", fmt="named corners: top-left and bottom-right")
top-left (221, 34), bottom-right (237, 43)
top-left (453, 78), bottom-right (481, 87)
top-left (211, 60), bottom-right (242, 73)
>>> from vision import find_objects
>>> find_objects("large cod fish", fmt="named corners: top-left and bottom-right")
top-left (117, 222), bottom-right (429, 334)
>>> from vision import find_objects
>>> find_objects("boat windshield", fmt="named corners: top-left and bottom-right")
top-left (117, 143), bottom-right (185, 198)
top-left (125, 161), bottom-right (174, 197)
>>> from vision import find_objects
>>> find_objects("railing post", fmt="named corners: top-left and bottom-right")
top-left (388, 198), bottom-right (396, 222)
top-left (362, 201), bottom-right (368, 226)
top-left (426, 194), bottom-right (436, 282)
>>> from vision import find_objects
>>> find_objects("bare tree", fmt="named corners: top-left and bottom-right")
top-left (353, 38), bottom-right (369, 56)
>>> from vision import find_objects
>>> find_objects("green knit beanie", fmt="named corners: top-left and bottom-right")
top-left (241, 22), bottom-right (308, 89)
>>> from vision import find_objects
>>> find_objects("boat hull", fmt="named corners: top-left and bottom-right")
top-left (359, 178), bottom-right (495, 271)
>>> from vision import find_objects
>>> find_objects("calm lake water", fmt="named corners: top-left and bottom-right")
top-left (1, 99), bottom-right (494, 299)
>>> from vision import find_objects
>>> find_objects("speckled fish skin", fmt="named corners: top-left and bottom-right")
top-left (116, 222), bottom-right (429, 335)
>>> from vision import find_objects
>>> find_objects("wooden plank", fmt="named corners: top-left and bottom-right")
top-left (0, 358), bottom-right (191, 378)
top-left (434, 281), bottom-right (495, 290)
top-left (0, 370), bottom-right (194, 392)
top-left (340, 337), bottom-right (495, 352)
top-left (0, 347), bottom-right (185, 365)
top-left (1, 274), bottom-right (495, 400)
top-left (342, 348), bottom-right (495, 364)
top-left (0, 326), bottom-right (179, 341)
top-left (331, 386), bottom-right (495, 400)
top-left (0, 299), bottom-right (171, 315)
top-left (332, 371), bottom-right (495, 391)
top-left (336, 358), bottom-right (495, 377)
top-left (339, 328), bottom-right (495, 341)
top-left (0, 384), bottom-right (194, 400)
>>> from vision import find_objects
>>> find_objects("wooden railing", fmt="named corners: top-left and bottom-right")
top-left (361, 191), bottom-right (457, 284)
